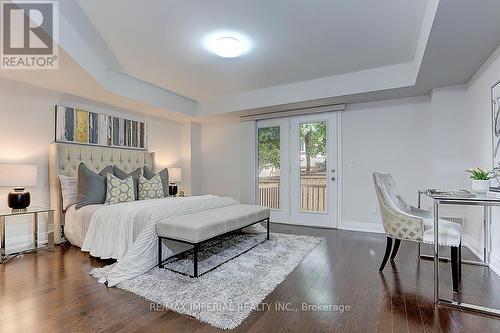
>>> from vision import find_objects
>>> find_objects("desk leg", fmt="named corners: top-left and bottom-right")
top-left (47, 211), bottom-right (54, 251)
top-left (0, 217), bottom-right (5, 263)
top-left (434, 201), bottom-right (440, 304)
top-left (418, 191), bottom-right (422, 258)
top-left (483, 206), bottom-right (491, 265)
top-left (33, 212), bottom-right (38, 250)
top-left (435, 202), bottom-right (500, 316)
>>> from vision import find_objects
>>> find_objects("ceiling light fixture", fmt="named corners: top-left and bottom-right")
top-left (212, 37), bottom-right (243, 58)
top-left (204, 31), bottom-right (251, 58)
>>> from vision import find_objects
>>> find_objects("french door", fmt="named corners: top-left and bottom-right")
top-left (257, 113), bottom-right (338, 228)
top-left (256, 118), bottom-right (290, 223)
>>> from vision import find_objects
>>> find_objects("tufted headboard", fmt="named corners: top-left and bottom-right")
top-left (49, 142), bottom-right (155, 243)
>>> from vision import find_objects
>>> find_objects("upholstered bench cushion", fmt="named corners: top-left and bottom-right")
top-left (156, 204), bottom-right (270, 243)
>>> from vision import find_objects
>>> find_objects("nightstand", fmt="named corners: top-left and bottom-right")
top-left (0, 207), bottom-right (54, 263)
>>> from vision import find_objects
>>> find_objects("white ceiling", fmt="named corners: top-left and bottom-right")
top-left (2, 0), bottom-right (500, 120)
top-left (77, 0), bottom-right (428, 100)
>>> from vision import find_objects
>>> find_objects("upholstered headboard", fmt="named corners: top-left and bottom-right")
top-left (49, 142), bottom-right (155, 243)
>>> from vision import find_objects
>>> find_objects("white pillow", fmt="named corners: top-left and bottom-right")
top-left (58, 175), bottom-right (78, 210)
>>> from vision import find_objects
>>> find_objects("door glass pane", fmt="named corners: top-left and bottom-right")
top-left (258, 126), bottom-right (281, 209)
top-left (299, 121), bottom-right (327, 212)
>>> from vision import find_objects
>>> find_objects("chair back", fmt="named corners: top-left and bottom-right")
top-left (373, 172), bottom-right (424, 241)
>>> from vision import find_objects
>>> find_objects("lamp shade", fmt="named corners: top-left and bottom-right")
top-left (169, 168), bottom-right (182, 182)
top-left (0, 164), bottom-right (37, 187)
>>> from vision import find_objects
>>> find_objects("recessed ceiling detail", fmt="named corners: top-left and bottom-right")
top-left (3, 0), bottom-right (500, 121)
top-left (76, 0), bottom-right (430, 100)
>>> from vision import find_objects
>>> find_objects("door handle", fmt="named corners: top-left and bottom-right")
top-left (331, 169), bottom-right (336, 173)
top-left (331, 176), bottom-right (336, 181)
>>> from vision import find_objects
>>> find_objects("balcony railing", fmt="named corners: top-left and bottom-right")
top-left (258, 175), bottom-right (326, 212)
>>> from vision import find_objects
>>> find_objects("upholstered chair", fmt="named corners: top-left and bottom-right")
top-left (373, 172), bottom-right (462, 292)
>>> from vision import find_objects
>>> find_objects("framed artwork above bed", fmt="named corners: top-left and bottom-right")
top-left (54, 105), bottom-right (148, 150)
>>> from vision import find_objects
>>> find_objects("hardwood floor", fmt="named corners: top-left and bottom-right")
top-left (1, 224), bottom-right (500, 332)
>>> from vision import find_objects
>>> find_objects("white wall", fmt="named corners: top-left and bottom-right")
top-left (180, 121), bottom-right (202, 196)
top-left (0, 77), bottom-right (185, 252)
top-left (341, 96), bottom-right (433, 231)
top-left (200, 118), bottom-right (253, 201)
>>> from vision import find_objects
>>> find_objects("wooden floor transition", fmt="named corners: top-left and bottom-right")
top-left (1, 224), bottom-right (500, 332)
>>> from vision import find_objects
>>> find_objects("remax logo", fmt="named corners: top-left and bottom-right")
top-left (1, 0), bottom-right (58, 69)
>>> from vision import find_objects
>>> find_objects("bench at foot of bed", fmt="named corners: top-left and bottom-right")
top-left (157, 204), bottom-right (270, 277)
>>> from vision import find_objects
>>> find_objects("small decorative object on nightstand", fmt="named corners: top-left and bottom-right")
top-left (0, 164), bottom-right (38, 211)
top-left (0, 207), bottom-right (54, 263)
top-left (178, 187), bottom-right (185, 197)
top-left (168, 167), bottom-right (182, 196)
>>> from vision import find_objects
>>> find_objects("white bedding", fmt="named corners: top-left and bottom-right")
top-left (83, 195), bottom-right (239, 286)
top-left (64, 204), bottom-right (102, 247)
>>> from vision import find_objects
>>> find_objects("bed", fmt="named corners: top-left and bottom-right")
top-left (49, 142), bottom-right (156, 245)
top-left (48, 143), bottom-right (267, 286)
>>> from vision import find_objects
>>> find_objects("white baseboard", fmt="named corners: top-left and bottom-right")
top-left (462, 234), bottom-right (500, 277)
top-left (491, 253), bottom-right (500, 278)
top-left (5, 233), bottom-right (48, 254)
top-left (270, 220), bottom-right (384, 234)
top-left (339, 221), bottom-right (384, 234)
top-left (462, 234), bottom-right (484, 260)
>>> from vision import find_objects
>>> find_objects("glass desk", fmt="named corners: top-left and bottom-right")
top-left (0, 206), bottom-right (55, 263)
top-left (418, 190), bottom-right (500, 317)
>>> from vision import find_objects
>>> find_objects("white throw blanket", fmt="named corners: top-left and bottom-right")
top-left (83, 195), bottom-right (239, 286)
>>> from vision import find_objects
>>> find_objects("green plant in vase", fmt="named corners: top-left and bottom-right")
top-left (466, 168), bottom-right (492, 194)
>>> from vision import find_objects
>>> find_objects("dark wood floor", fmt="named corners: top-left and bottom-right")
top-left (1, 224), bottom-right (500, 332)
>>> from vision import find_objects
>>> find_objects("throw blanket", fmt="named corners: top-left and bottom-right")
top-left (83, 195), bottom-right (239, 286)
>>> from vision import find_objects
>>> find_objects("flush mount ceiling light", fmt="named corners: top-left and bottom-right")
top-left (212, 37), bottom-right (243, 58)
top-left (204, 31), bottom-right (251, 58)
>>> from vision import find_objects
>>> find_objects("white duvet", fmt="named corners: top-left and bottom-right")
top-left (83, 195), bottom-right (239, 287)
top-left (65, 204), bottom-right (102, 248)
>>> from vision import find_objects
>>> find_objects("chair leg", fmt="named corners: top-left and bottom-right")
top-left (390, 239), bottom-right (401, 261)
top-left (458, 242), bottom-right (462, 283)
top-left (379, 237), bottom-right (393, 271)
top-left (451, 246), bottom-right (459, 293)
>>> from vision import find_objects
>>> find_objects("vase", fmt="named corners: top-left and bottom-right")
top-left (471, 179), bottom-right (489, 194)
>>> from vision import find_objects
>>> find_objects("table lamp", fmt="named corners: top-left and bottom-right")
top-left (0, 164), bottom-right (37, 211)
top-left (168, 168), bottom-right (182, 196)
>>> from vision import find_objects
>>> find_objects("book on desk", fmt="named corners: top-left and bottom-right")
top-left (487, 186), bottom-right (500, 198)
top-left (427, 189), bottom-right (475, 198)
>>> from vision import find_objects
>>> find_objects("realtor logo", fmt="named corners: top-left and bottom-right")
top-left (1, 0), bottom-right (58, 69)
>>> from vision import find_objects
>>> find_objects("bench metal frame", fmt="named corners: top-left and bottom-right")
top-left (158, 217), bottom-right (270, 278)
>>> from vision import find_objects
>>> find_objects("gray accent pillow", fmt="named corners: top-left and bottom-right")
top-left (114, 166), bottom-right (142, 200)
top-left (143, 166), bottom-right (169, 197)
top-left (104, 173), bottom-right (135, 205)
top-left (76, 163), bottom-right (114, 209)
top-left (138, 174), bottom-right (164, 200)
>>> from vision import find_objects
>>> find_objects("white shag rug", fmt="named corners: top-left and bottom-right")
top-left (115, 232), bottom-right (321, 330)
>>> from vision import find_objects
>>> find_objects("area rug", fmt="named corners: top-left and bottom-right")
top-left (116, 232), bottom-right (321, 330)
